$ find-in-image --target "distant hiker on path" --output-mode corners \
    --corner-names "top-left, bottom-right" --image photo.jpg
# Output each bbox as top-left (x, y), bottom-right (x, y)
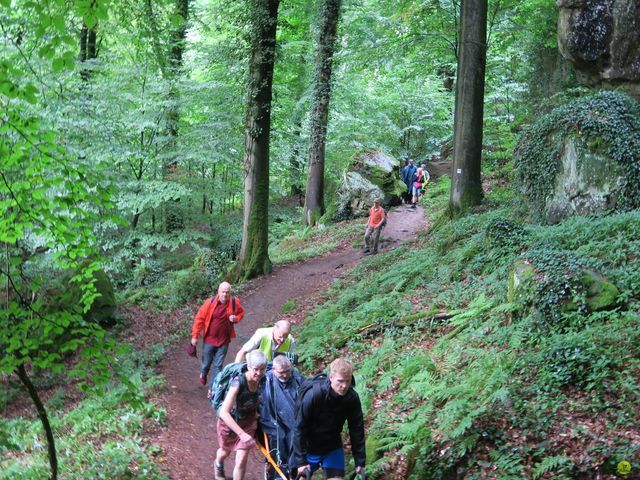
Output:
top-left (411, 165), bottom-right (430, 208)
top-left (234, 320), bottom-right (295, 364)
top-left (214, 350), bottom-right (267, 480)
top-left (401, 159), bottom-right (417, 204)
top-left (191, 281), bottom-right (245, 389)
top-left (364, 198), bottom-right (386, 255)
top-left (292, 358), bottom-right (366, 480)
top-left (259, 354), bottom-right (305, 480)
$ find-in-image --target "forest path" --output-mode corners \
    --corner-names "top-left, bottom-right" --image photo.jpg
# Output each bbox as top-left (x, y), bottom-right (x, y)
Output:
top-left (152, 203), bottom-right (427, 480)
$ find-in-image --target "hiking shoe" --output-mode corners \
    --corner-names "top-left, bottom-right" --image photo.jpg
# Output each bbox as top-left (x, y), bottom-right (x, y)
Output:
top-left (214, 462), bottom-right (225, 480)
top-left (199, 373), bottom-right (207, 386)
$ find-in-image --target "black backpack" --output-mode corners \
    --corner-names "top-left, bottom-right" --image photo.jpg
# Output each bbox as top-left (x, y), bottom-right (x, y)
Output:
top-left (295, 373), bottom-right (327, 416)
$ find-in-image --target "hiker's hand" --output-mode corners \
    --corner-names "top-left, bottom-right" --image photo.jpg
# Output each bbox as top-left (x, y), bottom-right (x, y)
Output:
top-left (207, 389), bottom-right (212, 399)
top-left (229, 315), bottom-right (237, 323)
top-left (356, 466), bottom-right (364, 474)
top-left (239, 432), bottom-right (254, 445)
top-left (190, 338), bottom-right (197, 346)
top-left (298, 465), bottom-right (310, 475)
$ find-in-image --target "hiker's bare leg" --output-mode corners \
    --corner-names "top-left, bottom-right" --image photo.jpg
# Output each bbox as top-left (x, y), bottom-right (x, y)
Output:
top-left (216, 447), bottom-right (230, 465)
top-left (233, 448), bottom-right (250, 480)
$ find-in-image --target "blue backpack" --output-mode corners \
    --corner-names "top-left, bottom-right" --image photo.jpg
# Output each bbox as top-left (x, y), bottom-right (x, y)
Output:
top-left (210, 362), bottom-right (246, 415)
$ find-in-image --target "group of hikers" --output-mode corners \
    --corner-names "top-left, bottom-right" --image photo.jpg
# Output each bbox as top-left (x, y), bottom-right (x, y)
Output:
top-left (401, 158), bottom-right (430, 208)
top-left (190, 281), bottom-right (366, 480)
top-left (362, 158), bottom-right (430, 256)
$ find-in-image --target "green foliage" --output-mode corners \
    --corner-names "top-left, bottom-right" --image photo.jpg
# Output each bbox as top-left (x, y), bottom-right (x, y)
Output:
top-left (485, 218), bottom-right (527, 248)
top-left (0, 84), bottom-right (118, 384)
top-left (280, 298), bottom-right (297, 314)
top-left (0, 351), bottom-right (168, 480)
top-left (270, 219), bottom-right (361, 264)
top-left (515, 91), bottom-right (640, 217)
top-left (296, 173), bottom-right (640, 478)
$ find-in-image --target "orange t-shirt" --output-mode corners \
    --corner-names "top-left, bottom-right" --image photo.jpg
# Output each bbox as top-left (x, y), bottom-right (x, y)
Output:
top-left (367, 206), bottom-right (385, 228)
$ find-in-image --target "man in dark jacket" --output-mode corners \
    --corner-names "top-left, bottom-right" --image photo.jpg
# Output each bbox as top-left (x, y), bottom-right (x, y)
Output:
top-left (259, 354), bottom-right (305, 479)
top-left (401, 159), bottom-right (417, 204)
top-left (293, 358), bottom-right (366, 479)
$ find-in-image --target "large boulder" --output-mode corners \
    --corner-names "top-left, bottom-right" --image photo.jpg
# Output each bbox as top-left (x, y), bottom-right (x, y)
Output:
top-left (515, 91), bottom-right (640, 223)
top-left (333, 150), bottom-right (406, 220)
top-left (334, 171), bottom-right (385, 220)
top-left (508, 260), bottom-right (619, 319)
top-left (557, 0), bottom-right (640, 95)
top-left (545, 134), bottom-right (625, 223)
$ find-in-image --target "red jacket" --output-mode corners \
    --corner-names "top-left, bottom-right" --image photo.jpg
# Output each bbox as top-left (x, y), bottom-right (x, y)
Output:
top-left (191, 295), bottom-right (245, 341)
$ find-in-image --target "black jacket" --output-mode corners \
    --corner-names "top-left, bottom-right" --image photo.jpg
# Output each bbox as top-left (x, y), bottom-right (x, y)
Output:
top-left (259, 369), bottom-right (305, 467)
top-left (292, 378), bottom-right (366, 468)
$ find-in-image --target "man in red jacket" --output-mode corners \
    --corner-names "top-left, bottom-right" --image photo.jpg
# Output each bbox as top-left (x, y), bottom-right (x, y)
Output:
top-left (191, 281), bottom-right (245, 390)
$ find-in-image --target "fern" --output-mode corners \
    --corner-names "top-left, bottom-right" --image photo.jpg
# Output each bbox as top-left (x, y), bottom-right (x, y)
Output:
top-left (532, 455), bottom-right (573, 479)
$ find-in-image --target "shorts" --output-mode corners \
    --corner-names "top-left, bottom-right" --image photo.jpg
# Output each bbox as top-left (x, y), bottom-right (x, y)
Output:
top-left (217, 415), bottom-right (258, 451)
top-left (307, 447), bottom-right (345, 477)
top-left (412, 185), bottom-right (422, 196)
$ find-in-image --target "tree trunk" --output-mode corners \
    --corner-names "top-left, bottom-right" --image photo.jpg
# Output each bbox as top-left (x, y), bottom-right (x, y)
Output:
top-left (303, 0), bottom-right (341, 226)
top-left (16, 364), bottom-right (57, 480)
top-left (449, 0), bottom-right (487, 214)
top-left (235, 0), bottom-right (280, 280)
top-left (289, 121), bottom-right (304, 200)
top-left (79, 23), bottom-right (98, 81)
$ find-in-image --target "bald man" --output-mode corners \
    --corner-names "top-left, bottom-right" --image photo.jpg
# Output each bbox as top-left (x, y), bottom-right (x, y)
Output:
top-left (234, 320), bottom-right (295, 364)
top-left (191, 281), bottom-right (245, 388)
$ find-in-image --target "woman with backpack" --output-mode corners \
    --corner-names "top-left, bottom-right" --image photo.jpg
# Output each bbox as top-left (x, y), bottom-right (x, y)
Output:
top-left (410, 165), bottom-right (430, 208)
top-left (214, 350), bottom-right (267, 480)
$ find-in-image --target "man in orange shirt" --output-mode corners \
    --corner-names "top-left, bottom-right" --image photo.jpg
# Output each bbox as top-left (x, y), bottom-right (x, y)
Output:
top-left (363, 198), bottom-right (386, 255)
top-left (191, 281), bottom-right (245, 390)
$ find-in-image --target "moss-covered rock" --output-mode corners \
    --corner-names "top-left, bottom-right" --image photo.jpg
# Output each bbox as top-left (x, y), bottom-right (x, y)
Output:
top-left (515, 91), bottom-right (640, 224)
top-left (507, 260), bottom-right (536, 306)
top-left (509, 258), bottom-right (619, 320)
top-left (333, 150), bottom-right (405, 220)
top-left (582, 270), bottom-right (620, 311)
top-left (46, 267), bottom-right (117, 327)
top-left (334, 171), bottom-right (385, 220)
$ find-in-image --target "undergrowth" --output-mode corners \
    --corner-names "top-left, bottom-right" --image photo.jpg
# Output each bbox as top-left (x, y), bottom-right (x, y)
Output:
top-left (297, 175), bottom-right (640, 479)
top-left (0, 343), bottom-right (170, 479)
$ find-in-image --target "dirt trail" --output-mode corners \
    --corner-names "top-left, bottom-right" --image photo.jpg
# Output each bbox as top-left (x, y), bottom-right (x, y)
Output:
top-left (152, 204), bottom-right (427, 479)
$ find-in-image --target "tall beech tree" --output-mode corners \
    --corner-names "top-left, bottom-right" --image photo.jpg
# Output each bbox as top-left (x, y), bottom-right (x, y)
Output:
top-left (450, 0), bottom-right (487, 213)
top-left (235, 0), bottom-right (281, 279)
top-left (303, 0), bottom-right (341, 226)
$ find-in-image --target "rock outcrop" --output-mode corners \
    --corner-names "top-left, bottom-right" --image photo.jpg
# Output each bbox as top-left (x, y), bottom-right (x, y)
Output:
top-left (557, 0), bottom-right (640, 94)
top-left (515, 91), bottom-right (640, 223)
top-left (332, 150), bottom-right (406, 220)
top-left (545, 134), bottom-right (625, 223)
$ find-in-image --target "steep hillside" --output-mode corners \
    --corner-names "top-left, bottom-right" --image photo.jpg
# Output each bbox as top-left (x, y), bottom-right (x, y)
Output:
top-left (296, 177), bottom-right (640, 479)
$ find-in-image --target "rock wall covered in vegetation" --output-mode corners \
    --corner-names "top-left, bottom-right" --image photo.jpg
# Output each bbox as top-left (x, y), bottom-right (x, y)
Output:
top-left (515, 91), bottom-right (640, 223)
